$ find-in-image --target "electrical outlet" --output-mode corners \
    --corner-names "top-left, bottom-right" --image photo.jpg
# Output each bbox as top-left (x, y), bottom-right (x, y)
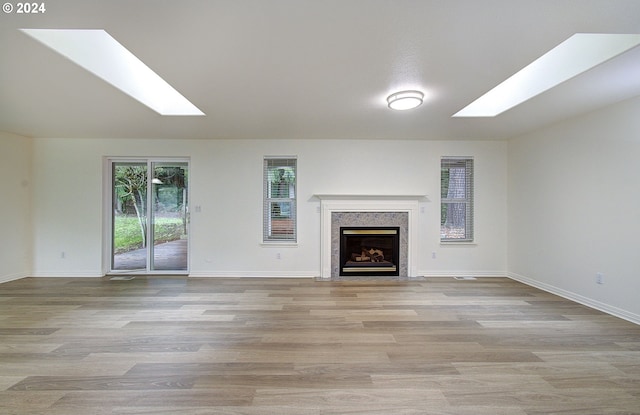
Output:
top-left (431, 251), bottom-right (436, 259)
top-left (60, 251), bottom-right (66, 259)
top-left (596, 272), bottom-right (604, 285)
top-left (276, 252), bottom-right (282, 260)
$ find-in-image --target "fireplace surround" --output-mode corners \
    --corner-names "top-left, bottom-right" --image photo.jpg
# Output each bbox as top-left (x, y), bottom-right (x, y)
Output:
top-left (316, 195), bottom-right (425, 279)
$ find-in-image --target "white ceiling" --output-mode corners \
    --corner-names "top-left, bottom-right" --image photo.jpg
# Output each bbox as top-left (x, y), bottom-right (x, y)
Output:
top-left (2, 0), bottom-right (640, 140)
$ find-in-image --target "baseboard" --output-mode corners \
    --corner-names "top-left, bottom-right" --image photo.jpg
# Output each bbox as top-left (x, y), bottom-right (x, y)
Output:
top-left (419, 270), bottom-right (507, 278)
top-left (188, 271), bottom-right (317, 278)
top-left (30, 271), bottom-right (104, 278)
top-left (508, 272), bottom-right (640, 326)
top-left (0, 272), bottom-right (28, 284)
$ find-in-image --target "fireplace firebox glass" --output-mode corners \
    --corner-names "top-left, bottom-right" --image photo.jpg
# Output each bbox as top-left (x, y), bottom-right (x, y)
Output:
top-left (339, 227), bottom-right (400, 276)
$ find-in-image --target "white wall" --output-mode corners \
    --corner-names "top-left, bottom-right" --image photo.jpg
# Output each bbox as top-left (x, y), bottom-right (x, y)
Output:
top-left (30, 138), bottom-right (507, 278)
top-left (0, 132), bottom-right (32, 282)
top-left (508, 96), bottom-right (640, 323)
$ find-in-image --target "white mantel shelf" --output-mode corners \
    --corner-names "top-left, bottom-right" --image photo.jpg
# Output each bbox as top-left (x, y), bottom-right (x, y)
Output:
top-left (314, 194), bottom-right (428, 201)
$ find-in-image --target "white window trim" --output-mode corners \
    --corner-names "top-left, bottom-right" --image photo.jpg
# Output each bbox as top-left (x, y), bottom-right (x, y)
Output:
top-left (263, 156), bottom-right (297, 243)
top-left (440, 156), bottom-right (474, 243)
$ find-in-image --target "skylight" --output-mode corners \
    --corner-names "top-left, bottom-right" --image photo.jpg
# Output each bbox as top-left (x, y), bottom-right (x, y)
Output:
top-left (453, 33), bottom-right (640, 117)
top-left (20, 29), bottom-right (205, 116)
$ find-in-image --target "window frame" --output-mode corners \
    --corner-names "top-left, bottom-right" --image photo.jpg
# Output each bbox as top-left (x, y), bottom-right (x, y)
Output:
top-left (263, 156), bottom-right (297, 243)
top-left (440, 157), bottom-right (474, 243)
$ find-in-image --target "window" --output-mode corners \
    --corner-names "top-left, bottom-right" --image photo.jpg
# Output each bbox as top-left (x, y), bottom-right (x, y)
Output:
top-left (263, 157), bottom-right (297, 242)
top-left (441, 157), bottom-right (474, 242)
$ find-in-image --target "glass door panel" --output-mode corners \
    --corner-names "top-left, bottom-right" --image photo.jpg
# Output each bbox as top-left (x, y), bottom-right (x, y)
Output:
top-left (151, 162), bottom-right (188, 271)
top-left (112, 162), bottom-right (148, 271)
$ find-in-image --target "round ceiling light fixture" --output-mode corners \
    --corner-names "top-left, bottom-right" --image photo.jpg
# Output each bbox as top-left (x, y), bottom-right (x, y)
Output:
top-left (387, 90), bottom-right (424, 110)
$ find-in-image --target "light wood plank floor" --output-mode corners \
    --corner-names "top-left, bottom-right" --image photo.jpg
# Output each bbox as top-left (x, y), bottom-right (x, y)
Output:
top-left (0, 276), bottom-right (639, 414)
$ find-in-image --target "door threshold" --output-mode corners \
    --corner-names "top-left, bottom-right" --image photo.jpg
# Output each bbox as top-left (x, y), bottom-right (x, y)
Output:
top-left (106, 272), bottom-right (189, 278)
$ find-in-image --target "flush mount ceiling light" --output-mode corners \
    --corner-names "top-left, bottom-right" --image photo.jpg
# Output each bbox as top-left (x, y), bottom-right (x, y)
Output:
top-left (387, 90), bottom-right (424, 110)
top-left (453, 33), bottom-right (640, 117)
top-left (20, 28), bottom-right (205, 116)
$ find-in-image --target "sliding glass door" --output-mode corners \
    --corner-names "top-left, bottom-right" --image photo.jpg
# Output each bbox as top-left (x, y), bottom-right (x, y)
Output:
top-left (109, 159), bottom-right (189, 273)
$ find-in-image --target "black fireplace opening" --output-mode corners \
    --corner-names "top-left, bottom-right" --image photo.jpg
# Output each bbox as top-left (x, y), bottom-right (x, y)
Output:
top-left (339, 226), bottom-right (400, 276)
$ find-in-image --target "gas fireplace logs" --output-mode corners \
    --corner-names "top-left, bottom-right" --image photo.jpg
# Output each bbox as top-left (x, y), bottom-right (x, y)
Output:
top-left (352, 248), bottom-right (385, 262)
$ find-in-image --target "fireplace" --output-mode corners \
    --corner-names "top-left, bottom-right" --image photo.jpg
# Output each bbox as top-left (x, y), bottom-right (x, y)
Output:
top-left (340, 227), bottom-right (400, 276)
top-left (316, 194), bottom-right (424, 279)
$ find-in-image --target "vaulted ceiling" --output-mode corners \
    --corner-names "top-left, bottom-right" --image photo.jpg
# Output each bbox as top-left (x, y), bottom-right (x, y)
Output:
top-left (1, 0), bottom-right (640, 140)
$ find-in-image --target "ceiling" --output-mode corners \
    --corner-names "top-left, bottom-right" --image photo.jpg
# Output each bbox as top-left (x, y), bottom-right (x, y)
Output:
top-left (2, 0), bottom-right (640, 140)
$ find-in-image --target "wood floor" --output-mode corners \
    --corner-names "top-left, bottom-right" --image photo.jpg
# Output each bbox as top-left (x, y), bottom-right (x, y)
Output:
top-left (0, 276), bottom-right (639, 415)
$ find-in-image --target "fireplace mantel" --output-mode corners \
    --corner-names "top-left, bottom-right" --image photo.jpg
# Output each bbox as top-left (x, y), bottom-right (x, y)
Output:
top-left (314, 194), bottom-right (427, 201)
top-left (316, 194), bottom-right (425, 279)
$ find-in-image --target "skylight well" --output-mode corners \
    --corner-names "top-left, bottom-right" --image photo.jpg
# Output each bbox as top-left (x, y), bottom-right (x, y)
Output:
top-left (21, 29), bottom-right (205, 116)
top-left (453, 33), bottom-right (640, 117)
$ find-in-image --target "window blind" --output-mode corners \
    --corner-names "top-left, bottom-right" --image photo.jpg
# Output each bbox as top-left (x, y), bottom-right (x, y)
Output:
top-left (441, 157), bottom-right (474, 242)
top-left (263, 157), bottom-right (297, 242)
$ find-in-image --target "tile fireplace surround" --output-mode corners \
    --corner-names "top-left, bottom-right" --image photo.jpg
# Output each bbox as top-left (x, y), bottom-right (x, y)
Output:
top-left (316, 195), bottom-right (425, 279)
